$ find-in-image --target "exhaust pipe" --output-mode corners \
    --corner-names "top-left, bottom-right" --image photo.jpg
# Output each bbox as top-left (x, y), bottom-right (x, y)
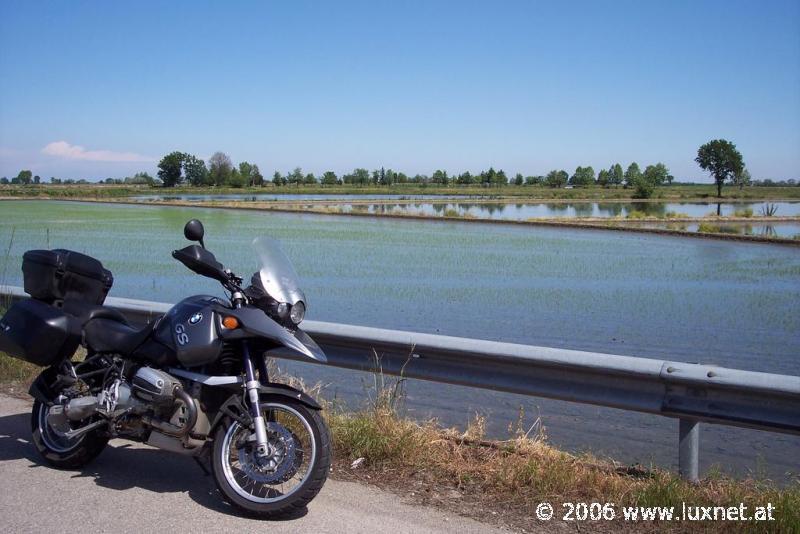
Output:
top-left (143, 388), bottom-right (198, 438)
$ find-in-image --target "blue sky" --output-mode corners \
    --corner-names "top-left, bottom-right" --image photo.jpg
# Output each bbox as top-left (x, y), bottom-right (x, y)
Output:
top-left (0, 0), bottom-right (798, 181)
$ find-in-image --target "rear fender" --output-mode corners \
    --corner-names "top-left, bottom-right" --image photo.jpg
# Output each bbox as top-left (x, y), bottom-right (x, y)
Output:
top-left (28, 367), bottom-right (62, 403)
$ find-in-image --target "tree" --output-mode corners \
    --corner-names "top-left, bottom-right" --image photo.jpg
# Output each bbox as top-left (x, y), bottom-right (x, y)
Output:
top-left (733, 167), bottom-right (751, 190)
top-left (16, 170), bottom-right (33, 185)
top-left (183, 155), bottom-right (208, 186)
top-left (0, 177), bottom-right (9, 184)
top-left (643, 163), bottom-right (669, 186)
top-left (157, 152), bottom-right (185, 187)
top-left (346, 168), bottom-right (370, 185)
top-left (227, 167), bottom-right (245, 188)
top-left (304, 172), bottom-right (317, 185)
top-left (514, 173), bottom-right (524, 186)
top-left (545, 169), bottom-right (568, 188)
top-left (288, 167), bottom-right (304, 185)
top-left (33, 175), bottom-right (41, 184)
top-left (273, 171), bottom-right (286, 186)
top-left (630, 163), bottom-right (670, 199)
top-left (695, 139), bottom-right (744, 198)
top-left (571, 166), bottom-right (595, 187)
top-left (381, 168), bottom-right (395, 185)
top-left (235, 161), bottom-right (263, 187)
top-left (432, 169), bottom-right (449, 185)
top-left (610, 163), bottom-right (623, 187)
top-left (208, 152), bottom-right (233, 186)
top-left (250, 164), bottom-right (264, 186)
top-left (456, 171), bottom-right (473, 185)
top-left (321, 171), bottom-right (338, 185)
top-left (597, 169), bottom-right (609, 187)
top-left (238, 161), bottom-right (253, 186)
top-left (623, 163), bottom-right (641, 189)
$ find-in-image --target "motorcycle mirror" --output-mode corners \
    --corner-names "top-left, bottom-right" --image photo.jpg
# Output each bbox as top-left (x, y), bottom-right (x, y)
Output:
top-left (184, 219), bottom-right (205, 248)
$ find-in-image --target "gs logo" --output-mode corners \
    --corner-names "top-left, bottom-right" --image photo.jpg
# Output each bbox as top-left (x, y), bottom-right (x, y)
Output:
top-left (175, 323), bottom-right (190, 346)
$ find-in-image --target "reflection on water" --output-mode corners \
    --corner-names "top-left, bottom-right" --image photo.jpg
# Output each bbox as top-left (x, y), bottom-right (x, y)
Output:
top-left (132, 195), bottom-right (800, 221)
top-left (330, 200), bottom-right (800, 220)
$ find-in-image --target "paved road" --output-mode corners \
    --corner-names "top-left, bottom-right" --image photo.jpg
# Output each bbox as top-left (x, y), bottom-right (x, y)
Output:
top-left (0, 394), bottom-right (502, 533)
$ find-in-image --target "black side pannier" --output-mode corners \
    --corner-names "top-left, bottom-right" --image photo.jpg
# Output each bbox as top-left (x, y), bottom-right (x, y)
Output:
top-left (22, 249), bottom-right (113, 305)
top-left (0, 299), bottom-right (81, 366)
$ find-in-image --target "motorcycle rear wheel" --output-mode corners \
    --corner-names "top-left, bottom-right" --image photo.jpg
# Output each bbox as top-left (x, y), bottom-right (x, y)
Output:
top-left (211, 396), bottom-right (330, 517)
top-left (30, 400), bottom-right (109, 469)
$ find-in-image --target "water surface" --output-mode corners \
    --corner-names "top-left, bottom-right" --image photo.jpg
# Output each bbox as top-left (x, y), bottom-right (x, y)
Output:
top-left (1, 200), bottom-right (798, 479)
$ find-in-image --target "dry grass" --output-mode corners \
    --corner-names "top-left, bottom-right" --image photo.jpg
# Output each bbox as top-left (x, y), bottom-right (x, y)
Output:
top-left (268, 357), bottom-right (800, 532)
top-left (0, 352), bottom-right (39, 386)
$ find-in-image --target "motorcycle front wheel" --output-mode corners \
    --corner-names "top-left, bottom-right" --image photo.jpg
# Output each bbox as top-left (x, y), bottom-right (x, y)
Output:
top-left (211, 396), bottom-right (330, 517)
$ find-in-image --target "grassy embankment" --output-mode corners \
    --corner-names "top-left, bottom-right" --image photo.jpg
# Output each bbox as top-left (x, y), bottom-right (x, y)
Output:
top-left (2, 183), bottom-right (800, 201)
top-left (0, 343), bottom-right (797, 532)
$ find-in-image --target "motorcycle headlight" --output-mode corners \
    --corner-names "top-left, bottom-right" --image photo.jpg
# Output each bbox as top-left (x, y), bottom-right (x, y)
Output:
top-left (276, 302), bottom-right (289, 319)
top-left (289, 301), bottom-right (305, 325)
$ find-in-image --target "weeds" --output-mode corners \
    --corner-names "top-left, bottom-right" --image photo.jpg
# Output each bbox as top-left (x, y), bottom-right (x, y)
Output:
top-left (760, 203), bottom-right (779, 217)
top-left (697, 222), bottom-right (740, 235)
top-left (733, 207), bottom-right (754, 218)
top-left (665, 211), bottom-right (690, 218)
top-left (626, 210), bottom-right (648, 219)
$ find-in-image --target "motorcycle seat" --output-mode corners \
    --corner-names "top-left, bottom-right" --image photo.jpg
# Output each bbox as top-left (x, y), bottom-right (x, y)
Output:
top-left (84, 317), bottom-right (154, 356)
top-left (63, 300), bottom-right (131, 327)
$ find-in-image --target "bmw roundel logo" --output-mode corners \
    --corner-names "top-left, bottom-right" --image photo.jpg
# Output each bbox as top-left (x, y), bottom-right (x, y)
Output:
top-left (189, 312), bottom-right (203, 325)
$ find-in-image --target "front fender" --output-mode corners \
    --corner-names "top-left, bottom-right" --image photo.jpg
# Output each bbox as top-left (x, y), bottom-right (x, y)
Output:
top-left (217, 306), bottom-right (326, 362)
top-left (209, 384), bottom-right (322, 433)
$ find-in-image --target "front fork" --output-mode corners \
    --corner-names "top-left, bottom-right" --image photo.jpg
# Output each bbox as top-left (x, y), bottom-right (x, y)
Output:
top-left (242, 341), bottom-right (271, 457)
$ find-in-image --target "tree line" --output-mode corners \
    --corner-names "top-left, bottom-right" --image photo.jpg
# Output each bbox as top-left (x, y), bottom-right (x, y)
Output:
top-left (154, 151), bottom-right (677, 198)
top-left (2, 140), bottom-right (794, 197)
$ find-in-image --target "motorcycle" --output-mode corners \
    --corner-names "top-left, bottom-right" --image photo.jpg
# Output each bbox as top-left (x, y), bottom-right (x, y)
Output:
top-left (0, 219), bottom-right (330, 517)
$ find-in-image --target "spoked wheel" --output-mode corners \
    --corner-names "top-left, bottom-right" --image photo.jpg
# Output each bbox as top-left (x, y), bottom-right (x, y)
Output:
top-left (30, 400), bottom-right (108, 469)
top-left (211, 397), bottom-right (330, 517)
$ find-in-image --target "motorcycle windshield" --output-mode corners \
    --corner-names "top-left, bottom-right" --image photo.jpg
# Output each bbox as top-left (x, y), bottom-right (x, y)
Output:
top-left (252, 236), bottom-right (306, 305)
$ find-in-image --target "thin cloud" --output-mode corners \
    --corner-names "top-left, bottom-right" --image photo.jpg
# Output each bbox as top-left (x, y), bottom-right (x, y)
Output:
top-left (42, 141), bottom-right (154, 162)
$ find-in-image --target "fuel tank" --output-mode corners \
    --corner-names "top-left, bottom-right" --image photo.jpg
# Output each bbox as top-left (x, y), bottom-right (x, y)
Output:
top-left (154, 295), bottom-right (225, 367)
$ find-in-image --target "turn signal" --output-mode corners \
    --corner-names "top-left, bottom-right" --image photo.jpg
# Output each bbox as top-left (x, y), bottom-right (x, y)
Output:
top-left (222, 316), bottom-right (239, 329)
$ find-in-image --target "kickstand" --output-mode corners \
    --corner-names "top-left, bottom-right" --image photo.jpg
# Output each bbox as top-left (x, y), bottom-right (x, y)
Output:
top-left (193, 456), bottom-right (211, 476)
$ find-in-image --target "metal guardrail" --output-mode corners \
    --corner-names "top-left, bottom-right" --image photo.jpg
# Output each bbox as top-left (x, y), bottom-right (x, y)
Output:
top-left (3, 285), bottom-right (800, 482)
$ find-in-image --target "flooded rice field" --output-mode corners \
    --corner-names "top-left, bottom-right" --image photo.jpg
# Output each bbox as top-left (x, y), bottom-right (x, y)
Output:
top-left (1, 200), bottom-right (798, 479)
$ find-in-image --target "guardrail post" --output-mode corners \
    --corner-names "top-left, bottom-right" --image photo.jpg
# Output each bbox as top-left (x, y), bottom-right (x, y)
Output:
top-left (678, 418), bottom-right (700, 482)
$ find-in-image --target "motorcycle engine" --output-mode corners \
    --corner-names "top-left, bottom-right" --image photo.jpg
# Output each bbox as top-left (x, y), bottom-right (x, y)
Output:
top-left (132, 367), bottom-right (182, 404)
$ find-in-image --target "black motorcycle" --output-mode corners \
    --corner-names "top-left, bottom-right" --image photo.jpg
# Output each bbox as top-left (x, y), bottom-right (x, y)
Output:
top-left (0, 219), bottom-right (330, 517)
